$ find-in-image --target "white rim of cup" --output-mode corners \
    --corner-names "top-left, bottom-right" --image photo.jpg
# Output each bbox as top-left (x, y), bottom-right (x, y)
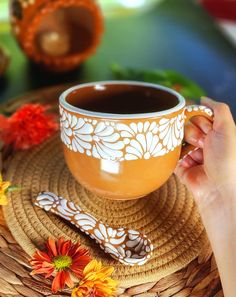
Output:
top-left (59, 81), bottom-right (186, 119)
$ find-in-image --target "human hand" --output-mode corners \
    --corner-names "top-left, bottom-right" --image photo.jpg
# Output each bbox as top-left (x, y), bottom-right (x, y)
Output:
top-left (175, 97), bottom-right (236, 214)
top-left (175, 98), bottom-right (236, 297)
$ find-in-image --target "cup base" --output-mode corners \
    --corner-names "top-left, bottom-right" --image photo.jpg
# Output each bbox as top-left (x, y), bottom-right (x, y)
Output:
top-left (101, 193), bottom-right (149, 201)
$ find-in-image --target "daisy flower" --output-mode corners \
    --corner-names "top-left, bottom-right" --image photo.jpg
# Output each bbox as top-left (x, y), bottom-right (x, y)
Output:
top-left (30, 238), bottom-right (91, 292)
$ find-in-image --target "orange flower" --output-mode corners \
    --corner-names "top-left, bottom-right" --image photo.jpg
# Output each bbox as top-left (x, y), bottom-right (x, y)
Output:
top-left (0, 173), bottom-right (20, 205)
top-left (72, 260), bottom-right (118, 297)
top-left (0, 103), bottom-right (58, 150)
top-left (30, 238), bottom-right (91, 293)
top-left (0, 174), bottom-right (11, 205)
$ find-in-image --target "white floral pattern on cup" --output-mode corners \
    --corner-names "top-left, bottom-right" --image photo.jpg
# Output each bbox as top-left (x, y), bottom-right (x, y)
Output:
top-left (60, 108), bottom-right (93, 153)
top-left (91, 122), bottom-right (125, 160)
top-left (60, 106), bottom-right (185, 161)
top-left (186, 105), bottom-right (213, 117)
top-left (159, 115), bottom-right (184, 150)
top-left (117, 114), bottom-right (185, 161)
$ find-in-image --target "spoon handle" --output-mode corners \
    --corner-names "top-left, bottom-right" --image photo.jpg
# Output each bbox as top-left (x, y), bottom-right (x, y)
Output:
top-left (34, 192), bottom-right (129, 261)
top-left (34, 192), bottom-right (153, 266)
top-left (35, 192), bottom-right (106, 243)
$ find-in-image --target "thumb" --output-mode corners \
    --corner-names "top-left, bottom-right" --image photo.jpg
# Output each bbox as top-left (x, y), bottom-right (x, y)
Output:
top-left (201, 97), bottom-right (235, 135)
top-left (175, 164), bottom-right (210, 201)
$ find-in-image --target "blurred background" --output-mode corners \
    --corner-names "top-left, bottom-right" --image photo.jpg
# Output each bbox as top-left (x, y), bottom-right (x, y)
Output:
top-left (0, 0), bottom-right (236, 116)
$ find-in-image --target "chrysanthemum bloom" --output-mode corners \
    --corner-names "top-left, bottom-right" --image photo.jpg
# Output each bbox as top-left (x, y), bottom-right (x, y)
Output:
top-left (72, 260), bottom-right (118, 297)
top-left (0, 103), bottom-right (58, 150)
top-left (30, 238), bottom-right (91, 293)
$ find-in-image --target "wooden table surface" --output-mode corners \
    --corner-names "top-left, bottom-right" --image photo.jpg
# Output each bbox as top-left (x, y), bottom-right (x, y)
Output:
top-left (0, 209), bottom-right (5, 225)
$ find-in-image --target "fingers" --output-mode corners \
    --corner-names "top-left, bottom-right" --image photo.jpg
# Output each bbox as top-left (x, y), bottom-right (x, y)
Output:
top-left (175, 148), bottom-right (203, 186)
top-left (179, 154), bottom-right (198, 168)
top-left (201, 97), bottom-right (235, 134)
top-left (174, 159), bottom-right (194, 186)
top-left (178, 148), bottom-right (203, 169)
top-left (184, 122), bottom-right (206, 148)
top-left (174, 163), bottom-right (187, 183)
top-left (190, 116), bottom-right (212, 134)
top-left (175, 163), bottom-right (209, 204)
top-left (190, 148), bottom-right (204, 163)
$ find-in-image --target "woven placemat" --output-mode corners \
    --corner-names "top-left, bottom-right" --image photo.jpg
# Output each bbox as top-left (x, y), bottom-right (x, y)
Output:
top-left (3, 132), bottom-right (209, 288)
top-left (0, 84), bottom-right (223, 296)
top-left (0, 221), bottom-right (222, 297)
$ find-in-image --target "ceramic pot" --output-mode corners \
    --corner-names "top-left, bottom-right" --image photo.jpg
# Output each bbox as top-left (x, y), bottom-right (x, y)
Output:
top-left (0, 46), bottom-right (10, 76)
top-left (10, 0), bottom-right (104, 72)
top-left (59, 81), bottom-right (214, 200)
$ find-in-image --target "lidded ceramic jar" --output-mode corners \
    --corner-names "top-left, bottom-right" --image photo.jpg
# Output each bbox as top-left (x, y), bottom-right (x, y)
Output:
top-left (10, 0), bottom-right (104, 72)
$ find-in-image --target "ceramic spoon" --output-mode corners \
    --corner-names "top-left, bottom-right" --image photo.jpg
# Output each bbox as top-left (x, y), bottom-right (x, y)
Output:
top-left (34, 192), bottom-right (153, 266)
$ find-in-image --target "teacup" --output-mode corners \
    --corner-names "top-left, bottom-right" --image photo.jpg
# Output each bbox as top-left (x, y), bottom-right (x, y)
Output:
top-left (59, 81), bottom-right (213, 200)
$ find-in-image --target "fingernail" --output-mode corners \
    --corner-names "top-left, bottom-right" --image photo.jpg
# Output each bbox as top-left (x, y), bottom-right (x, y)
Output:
top-left (198, 137), bottom-right (205, 147)
top-left (178, 158), bottom-right (185, 164)
top-left (205, 123), bottom-right (213, 133)
top-left (188, 136), bottom-right (199, 146)
top-left (179, 159), bottom-right (189, 168)
top-left (178, 154), bottom-right (189, 166)
top-left (201, 96), bottom-right (213, 102)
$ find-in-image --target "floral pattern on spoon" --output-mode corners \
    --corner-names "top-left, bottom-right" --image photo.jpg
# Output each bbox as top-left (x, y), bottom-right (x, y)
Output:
top-left (34, 192), bottom-right (153, 266)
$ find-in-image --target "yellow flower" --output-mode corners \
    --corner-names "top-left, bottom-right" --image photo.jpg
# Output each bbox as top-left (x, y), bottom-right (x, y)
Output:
top-left (0, 174), bottom-right (11, 205)
top-left (71, 260), bottom-right (118, 297)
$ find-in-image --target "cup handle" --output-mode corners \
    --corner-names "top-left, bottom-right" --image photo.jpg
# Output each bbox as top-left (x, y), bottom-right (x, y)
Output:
top-left (181, 105), bottom-right (214, 159)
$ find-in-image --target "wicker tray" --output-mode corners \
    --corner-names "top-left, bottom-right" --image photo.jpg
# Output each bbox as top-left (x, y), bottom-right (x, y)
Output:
top-left (0, 85), bottom-right (223, 297)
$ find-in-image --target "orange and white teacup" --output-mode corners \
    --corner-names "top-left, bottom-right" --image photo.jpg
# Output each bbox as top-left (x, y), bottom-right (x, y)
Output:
top-left (59, 81), bottom-right (213, 200)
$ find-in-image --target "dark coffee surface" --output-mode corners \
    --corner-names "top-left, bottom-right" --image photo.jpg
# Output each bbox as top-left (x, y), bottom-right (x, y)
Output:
top-left (67, 85), bottom-right (179, 114)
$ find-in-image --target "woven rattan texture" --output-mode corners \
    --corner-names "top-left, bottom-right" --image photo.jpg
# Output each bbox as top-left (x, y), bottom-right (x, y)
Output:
top-left (3, 133), bottom-right (209, 288)
top-left (0, 220), bottom-right (222, 297)
top-left (0, 86), bottom-right (223, 297)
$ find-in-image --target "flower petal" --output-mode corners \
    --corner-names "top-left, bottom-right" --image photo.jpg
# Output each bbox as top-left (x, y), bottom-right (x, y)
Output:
top-left (47, 238), bottom-right (58, 257)
top-left (52, 271), bottom-right (63, 292)
top-left (31, 250), bottom-right (52, 262)
top-left (0, 193), bottom-right (8, 205)
top-left (62, 270), bottom-right (74, 288)
top-left (83, 260), bottom-right (101, 276)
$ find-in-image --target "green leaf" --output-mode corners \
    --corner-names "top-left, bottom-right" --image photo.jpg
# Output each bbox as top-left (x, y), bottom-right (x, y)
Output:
top-left (142, 70), bottom-right (166, 83)
top-left (164, 70), bottom-right (206, 98)
top-left (111, 64), bottom-right (143, 80)
top-left (111, 64), bottom-right (206, 101)
top-left (5, 185), bottom-right (21, 193)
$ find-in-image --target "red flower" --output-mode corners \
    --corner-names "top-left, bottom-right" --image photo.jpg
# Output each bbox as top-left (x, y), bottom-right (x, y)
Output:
top-left (0, 103), bottom-right (58, 150)
top-left (30, 238), bottom-right (91, 293)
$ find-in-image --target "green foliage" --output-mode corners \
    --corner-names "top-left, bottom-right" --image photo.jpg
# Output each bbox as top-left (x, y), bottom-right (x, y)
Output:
top-left (5, 185), bottom-right (21, 193)
top-left (111, 64), bottom-right (206, 101)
